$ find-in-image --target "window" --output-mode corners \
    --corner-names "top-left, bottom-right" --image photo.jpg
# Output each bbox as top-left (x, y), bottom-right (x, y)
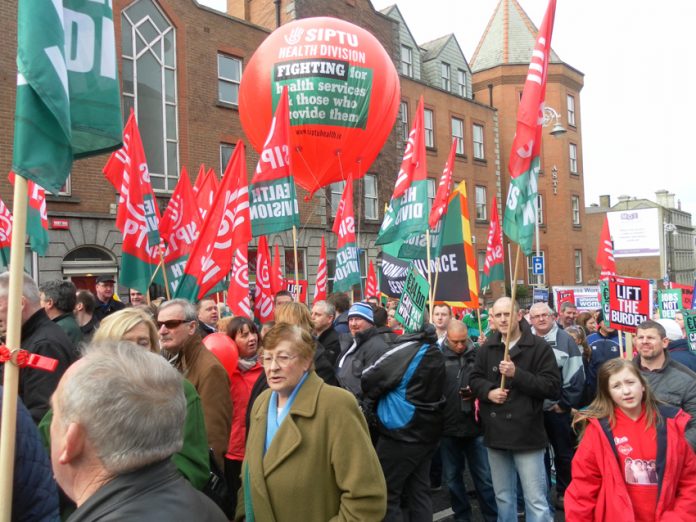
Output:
top-left (426, 178), bottom-right (436, 207)
top-left (527, 251), bottom-right (546, 286)
top-left (401, 45), bottom-right (413, 77)
top-left (475, 186), bottom-right (487, 221)
top-left (46, 176), bottom-right (72, 197)
top-left (122, 0), bottom-right (179, 191)
top-left (477, 250), bottom-right (486, 285)
top-left (451, 117), bottom-right (464, 155)
top-left (457, 69), bottom-right (467, 97)
top-left (424, 109), bottom-right (435, 148)
top-left (284, 248), bottom-right (307, 280)
top-left (330, 181), bottom-right (345, 217)
top-left (571, 195), bottom-right (581, 225)
top-left (441, 62), bottom-right (451, 91)
top-left (569, 143), bottom-right (578, 174)
top-left (400, 101), bottom-right (409, 142)
top-left (218, 54), bottom-right (242, 106)
top-left (574, 250), bottom-right (583, 283)
top-left (220, 143), bottom-right (235, 174)
top-left (567, 95), bottom-right (576, 126)
top-left (473, 124), bottom-right (485, 159)
top-left (364, 174), bottom-right (378, 220)
top-left (537, 194), bottom-right (544, 225)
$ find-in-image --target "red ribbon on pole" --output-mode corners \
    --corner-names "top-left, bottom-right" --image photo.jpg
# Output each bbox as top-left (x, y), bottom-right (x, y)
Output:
top-left (0, 345), bottom-right (58, 372)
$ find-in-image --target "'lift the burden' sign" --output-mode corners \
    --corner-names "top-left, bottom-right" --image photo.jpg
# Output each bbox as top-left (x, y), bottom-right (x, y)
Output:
top-left (608, 276), bottom-right (652, 333)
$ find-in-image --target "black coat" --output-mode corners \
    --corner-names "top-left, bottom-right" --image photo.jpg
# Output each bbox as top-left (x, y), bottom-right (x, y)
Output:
top-left (442, 340), bottom-right (481, 438)
top-left (317, 326), bottom-right (341, 367)
top-left (469, 323), bottom-right (561, 451)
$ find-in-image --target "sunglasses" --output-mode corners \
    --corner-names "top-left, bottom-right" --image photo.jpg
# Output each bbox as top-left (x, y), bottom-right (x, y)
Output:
top-left (157, 319), bottom-right (191, 330)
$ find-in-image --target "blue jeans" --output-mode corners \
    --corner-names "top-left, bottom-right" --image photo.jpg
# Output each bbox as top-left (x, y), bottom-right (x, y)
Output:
top-left (487, 448), bottom-right (552, 522)
top-left (441, 436), bottom-right (497, 522)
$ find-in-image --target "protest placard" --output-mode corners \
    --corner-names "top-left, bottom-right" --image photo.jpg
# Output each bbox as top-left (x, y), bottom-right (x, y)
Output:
top-left (608, 276), bottom-right (652, 333)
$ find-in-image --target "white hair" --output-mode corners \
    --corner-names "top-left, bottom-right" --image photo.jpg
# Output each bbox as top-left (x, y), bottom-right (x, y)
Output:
top-left (56, 341), bottom-right (186, 474)
top-left (158, 298), bottom-right (197, 321)
top-left (0, 272), bottom-right (41, 305)
top-left (313, 300), bottom-right (335, 317)
top-left (530, 302), bottom-right (553, 314)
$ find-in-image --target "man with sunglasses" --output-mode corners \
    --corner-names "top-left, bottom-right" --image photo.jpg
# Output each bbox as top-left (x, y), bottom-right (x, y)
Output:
top-left (158, 299), bottom-right (231, 468)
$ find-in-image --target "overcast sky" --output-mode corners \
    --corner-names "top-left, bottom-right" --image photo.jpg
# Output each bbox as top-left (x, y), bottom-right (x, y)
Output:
top-left (201, 0), bottom-right (696, 220)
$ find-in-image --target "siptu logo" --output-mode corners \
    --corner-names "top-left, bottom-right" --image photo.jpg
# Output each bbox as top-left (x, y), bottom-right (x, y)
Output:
top-left (284, 27), bottom-right (304, 45)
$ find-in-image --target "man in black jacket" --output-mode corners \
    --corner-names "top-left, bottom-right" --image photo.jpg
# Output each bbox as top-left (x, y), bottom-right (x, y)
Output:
top-left (362, 325), bottom-right (445, 522)
top-left (470, 297), bottom-right (560, 522)
top-left (311, 299), bottom-right (342, 366)
top-left (0, 272), bottom-right (75, 423)
top-left (93, 275), bottom-right (125, 320)
top-left (441, 320), bottom-right (497, 522)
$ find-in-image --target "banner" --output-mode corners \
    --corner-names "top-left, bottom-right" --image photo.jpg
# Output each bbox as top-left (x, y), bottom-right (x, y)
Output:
top-left (313, 235), bottom-right (328, 303)
top-left (395, 264), bottom-right (429, 334)
top-left (683, 309), bottom-right (696, 352)
top-left (254, 236), bottom-right (274, 322)
top-left (379, 243), bottom-right (409, 298)
top-left (670, 282), bottom-right (694, 310)
top-left (596, 215), bottom-right (616, 279)
top-left (608, 276), bottom-right (652, 333)
top-left (481, 196), bottom-right (504, 292)
top-left (331, 176), bottom-right (361, 292)
top-left (13, 0), bottom-right (123, 194)
top-left (607, 208), bottom-right (660, 258)
top-left (227, 245), bottom-right (252, 318)
top-left (503, 0), bottom-right (556, 255)
top-left (194, 166), bottom-right (217, 221)
top-left (533, 287), bottom-right (549, 303)
top-left (250, 87), bottom-right (300, 236)
top-left (270, 244), bottom-right (285, 295)
top-left (552, 286), bottom-right (600, 312)
top-left (600, 280), bottom-right (610, 319)
top-left (285, 279), bottom-right (308, 305)
top-left (658, 289), bottom-right (682, 319)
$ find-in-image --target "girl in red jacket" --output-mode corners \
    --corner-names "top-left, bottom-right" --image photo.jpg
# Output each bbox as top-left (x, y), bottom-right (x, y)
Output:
top-left (565, 358), bottom-right (696, 521)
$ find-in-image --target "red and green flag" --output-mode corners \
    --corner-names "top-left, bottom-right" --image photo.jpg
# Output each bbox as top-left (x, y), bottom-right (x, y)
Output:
top-left (227, 245), bottom-right (252, 318)
top-left (250, 87), bottom-right (300, 237)
top-left (12, 0), bottom-right (123, 194)
top-left (9, 173), bottom-right (49, 257)
top-left (481, 197), bottom-right (505, 292)
top-left (194, 166), bottom-right (218, 221)
top-left (174, 141), bottom-right (251, 302)
top-left (332, 176), bottom-right (361, 292)
top-left (160, 167), bottom-right (201, 296)
top-left (254, 236), bottom-right (274, 323)
top-left (313, 235), bottom-right (328, 303)
top-left (376, 96), bottom-right (429, 246)
top-left (503, 0), bottom-right (556, 255)
top-left (0, 197), bottom-right (12, 266)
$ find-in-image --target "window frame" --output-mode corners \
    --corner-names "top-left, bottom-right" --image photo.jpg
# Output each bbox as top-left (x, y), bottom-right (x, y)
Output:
top-left (574, 250), bottom-right (583, 284)
top-left (457, 68), bottom-right (467, 97)
top-left (441, 62), bottom-right (451, 91)
top-left (451, 117), bottom-right (465, 155)
top-left (217, 53), bottom-right (243, 106)
top-left (363, 174), bottom-right (378, 221)
top-left (220, 143), bottom-right (235, 174)
top-left (401, 45), bottom-right (413, 77)
top-left (475, 185), bottom-right (488, 221)
top-left (424, 108), bottom-right (435, 149)
top-left (569, 143), bottom-right (578, 174)
top-left (400, 101), bottom-right (409, 143)
top-left (567, 94), bottom-right (576, 127)
top-left (571, 195), bottom-right (581, 226)
top-left (472, 123), bottom-right (485, 160)
top-left (426, 178), bottom-right (436, 208)
top-left (330, 181), bottom-right (346, 217)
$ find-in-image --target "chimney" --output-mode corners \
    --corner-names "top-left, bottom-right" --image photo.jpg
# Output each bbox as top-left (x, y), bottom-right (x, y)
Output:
top-left (655, 190), bottom-right (669, 208)
top-left (617, 195), bottom-right (630, 203)
top-left (599, 194), bottom-right (611, 208)
top-left (678, 199), bottom-right (682, 210)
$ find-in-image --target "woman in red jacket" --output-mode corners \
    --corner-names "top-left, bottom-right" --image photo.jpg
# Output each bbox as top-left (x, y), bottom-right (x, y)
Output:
top-left (565, 358), bottom-right (696, 521)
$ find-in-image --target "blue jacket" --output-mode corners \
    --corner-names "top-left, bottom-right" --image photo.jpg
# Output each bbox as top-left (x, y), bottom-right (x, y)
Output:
top-left (586, 330), bottom-right (622, 402)
top-left (361, 326), bottom-right (445, 443)
top-left (667, 338), bottom-right (696, 372)
top-left (0, 386), bottom-right (59, 521)
top-left (533, 325), bottom-right (585, 410)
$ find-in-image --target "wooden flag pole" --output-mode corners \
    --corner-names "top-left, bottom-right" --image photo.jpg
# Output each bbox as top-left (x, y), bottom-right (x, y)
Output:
top-left (292, 225), bottom-right (300, 301)
top-left (618, 327), bottom-right (625, 359)
top-left (426, 230), bottom-right (434, 322)
top-left (0, 176), bottom-right (30, 522)
top-left (500, 244), bottom-right (521, 389)
top-left (159, 248), bottom-right (171, 301)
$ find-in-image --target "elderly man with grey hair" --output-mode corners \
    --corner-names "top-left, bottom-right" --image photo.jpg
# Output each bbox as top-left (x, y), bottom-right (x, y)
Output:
top-left (50, 341), bottom-right (226, 520)
top-left (157, 298), bottom-right (231, 468)
top-left (0, 272), bottom-right (75, 423)
top-left (311, 299), bottom-right (341, 365)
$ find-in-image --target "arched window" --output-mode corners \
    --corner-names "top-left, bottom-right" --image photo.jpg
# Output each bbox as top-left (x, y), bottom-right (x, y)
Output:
top-left (121, 0), bottom-right (178, 191)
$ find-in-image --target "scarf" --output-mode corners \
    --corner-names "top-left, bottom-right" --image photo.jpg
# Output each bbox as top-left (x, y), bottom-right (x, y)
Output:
top-left (238, 355), bottom-right (258, 372)
top-left (264, 371), bottom-right (310, 454)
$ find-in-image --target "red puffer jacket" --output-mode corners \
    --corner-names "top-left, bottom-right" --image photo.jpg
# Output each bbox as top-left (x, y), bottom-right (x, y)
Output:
top-left (565, 406), bottom-right (696, 521)
top-left (226, 362), bottom-right (264, 461)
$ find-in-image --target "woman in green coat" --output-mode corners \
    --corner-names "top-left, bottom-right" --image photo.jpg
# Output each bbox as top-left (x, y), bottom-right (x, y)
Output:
top-left (236, 323), bottom-right (386, 522)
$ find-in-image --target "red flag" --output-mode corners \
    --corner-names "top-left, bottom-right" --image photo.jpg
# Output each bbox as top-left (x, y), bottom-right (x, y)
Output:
top-left (596, 216), bottom-right (616, 280)
top-left (194, 166), bottom-right (218, 221)
top-left (227, 245), bottom-right (252, 318)
top-left (192, 164), bottom-right (207, 195)
top-left (254, 235), bottom-right (274, 322)
top-left (314, 235), bottom-right (328, 303)
top-left (481, 197), bottom-right (505, 291)
top-left (270, 243), bottom-right (284, 295)
top-left (365, 260), bottom-right (378, 299)
top-left (332, 175), bottom-right (356, 247)
top-left (429, 139), bottom-right (456, 228)
top-left (251, 86), bottom-right (292, 184)
top-left (174, 141), bottom-right (251, 301)
top-left (160, 167), bottom-right (201, 262)
top-left (392, 96), bottom-right (427, 200)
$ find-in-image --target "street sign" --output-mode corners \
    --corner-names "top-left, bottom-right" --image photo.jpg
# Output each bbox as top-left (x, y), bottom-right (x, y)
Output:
top-left (532, 255), bottom-right (544, 275)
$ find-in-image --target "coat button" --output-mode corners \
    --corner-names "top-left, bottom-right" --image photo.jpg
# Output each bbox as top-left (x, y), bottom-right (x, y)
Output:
top-left (505, 413), bottom-right (512, 419)
top-left (490, 412), bottom-right (496, 418)
top-left (492, 366), bottom-right (498, 373)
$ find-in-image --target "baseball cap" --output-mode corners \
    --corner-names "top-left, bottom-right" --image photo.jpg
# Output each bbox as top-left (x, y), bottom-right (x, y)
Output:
top-left (96, 275), bottom-right (116, 284)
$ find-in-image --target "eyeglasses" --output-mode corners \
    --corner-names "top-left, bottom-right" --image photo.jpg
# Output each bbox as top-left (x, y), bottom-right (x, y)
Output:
top-left (530, 313), bottom-right (551, 320)
top-left (157, 319), bottom-right (190, 330)
top-left (261, 353), bottom-right (298, 368)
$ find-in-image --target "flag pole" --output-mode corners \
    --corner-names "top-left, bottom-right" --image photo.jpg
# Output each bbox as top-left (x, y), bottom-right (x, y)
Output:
top-left (618, 327), bottom-right (625, 359)
top-left (292, 225), bottom-right (300, 301)
top-left (426, 229), bottom-right (433, 321)
top-left (0, 176), bottom-right (30, 522)
top-left (500, 244), bottom-right (521, 389)
top-left (159, 248), bottom-right (171, 300)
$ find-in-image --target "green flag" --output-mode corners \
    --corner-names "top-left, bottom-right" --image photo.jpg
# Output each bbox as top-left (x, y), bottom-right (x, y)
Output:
top-left (332, 177), bottom-right (361, 292)
top-left (376, 179), bottom-right (430, 246)
top-left (395, 264), bottom-right (429, 333)
top-left (13, 0), bottom-right (122, 193)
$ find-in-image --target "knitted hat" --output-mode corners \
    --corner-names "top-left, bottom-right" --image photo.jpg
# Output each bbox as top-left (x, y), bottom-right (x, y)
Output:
top-left (347, 302), bottom-right (374, 324)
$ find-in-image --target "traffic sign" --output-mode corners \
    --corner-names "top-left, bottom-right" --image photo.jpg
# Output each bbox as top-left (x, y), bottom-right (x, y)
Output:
top-left (532, 255), bottom-right (544, 275)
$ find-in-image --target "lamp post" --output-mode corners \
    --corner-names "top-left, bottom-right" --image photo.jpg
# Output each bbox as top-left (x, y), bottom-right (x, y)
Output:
top-left (663, 222), bottom-right (677, 285)
top-left (533, 107), bottom-right (567, 287)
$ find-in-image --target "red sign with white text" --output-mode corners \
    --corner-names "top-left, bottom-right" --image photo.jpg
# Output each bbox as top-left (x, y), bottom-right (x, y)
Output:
top-left (285, 279), bottom-right (308, 304)
top-left (609, 276), bottom-right (652, 333)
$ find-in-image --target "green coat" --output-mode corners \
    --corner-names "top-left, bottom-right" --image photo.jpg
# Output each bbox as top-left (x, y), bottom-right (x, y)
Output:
top-left (236, 372), bottom-right (386, 522)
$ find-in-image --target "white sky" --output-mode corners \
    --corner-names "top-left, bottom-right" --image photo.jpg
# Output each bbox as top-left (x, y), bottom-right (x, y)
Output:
top-left (201, 0), bottom-right (696, 219)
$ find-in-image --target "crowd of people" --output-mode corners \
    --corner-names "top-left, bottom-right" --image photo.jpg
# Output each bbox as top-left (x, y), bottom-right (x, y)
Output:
top-left (1, 273), bottom-right (695, 522)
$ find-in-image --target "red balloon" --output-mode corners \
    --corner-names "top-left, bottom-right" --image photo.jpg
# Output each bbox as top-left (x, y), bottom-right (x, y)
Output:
top-left (203, 333), bottom-right (239, 380)
top-left (239, 17), bottom-right (400, 196)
